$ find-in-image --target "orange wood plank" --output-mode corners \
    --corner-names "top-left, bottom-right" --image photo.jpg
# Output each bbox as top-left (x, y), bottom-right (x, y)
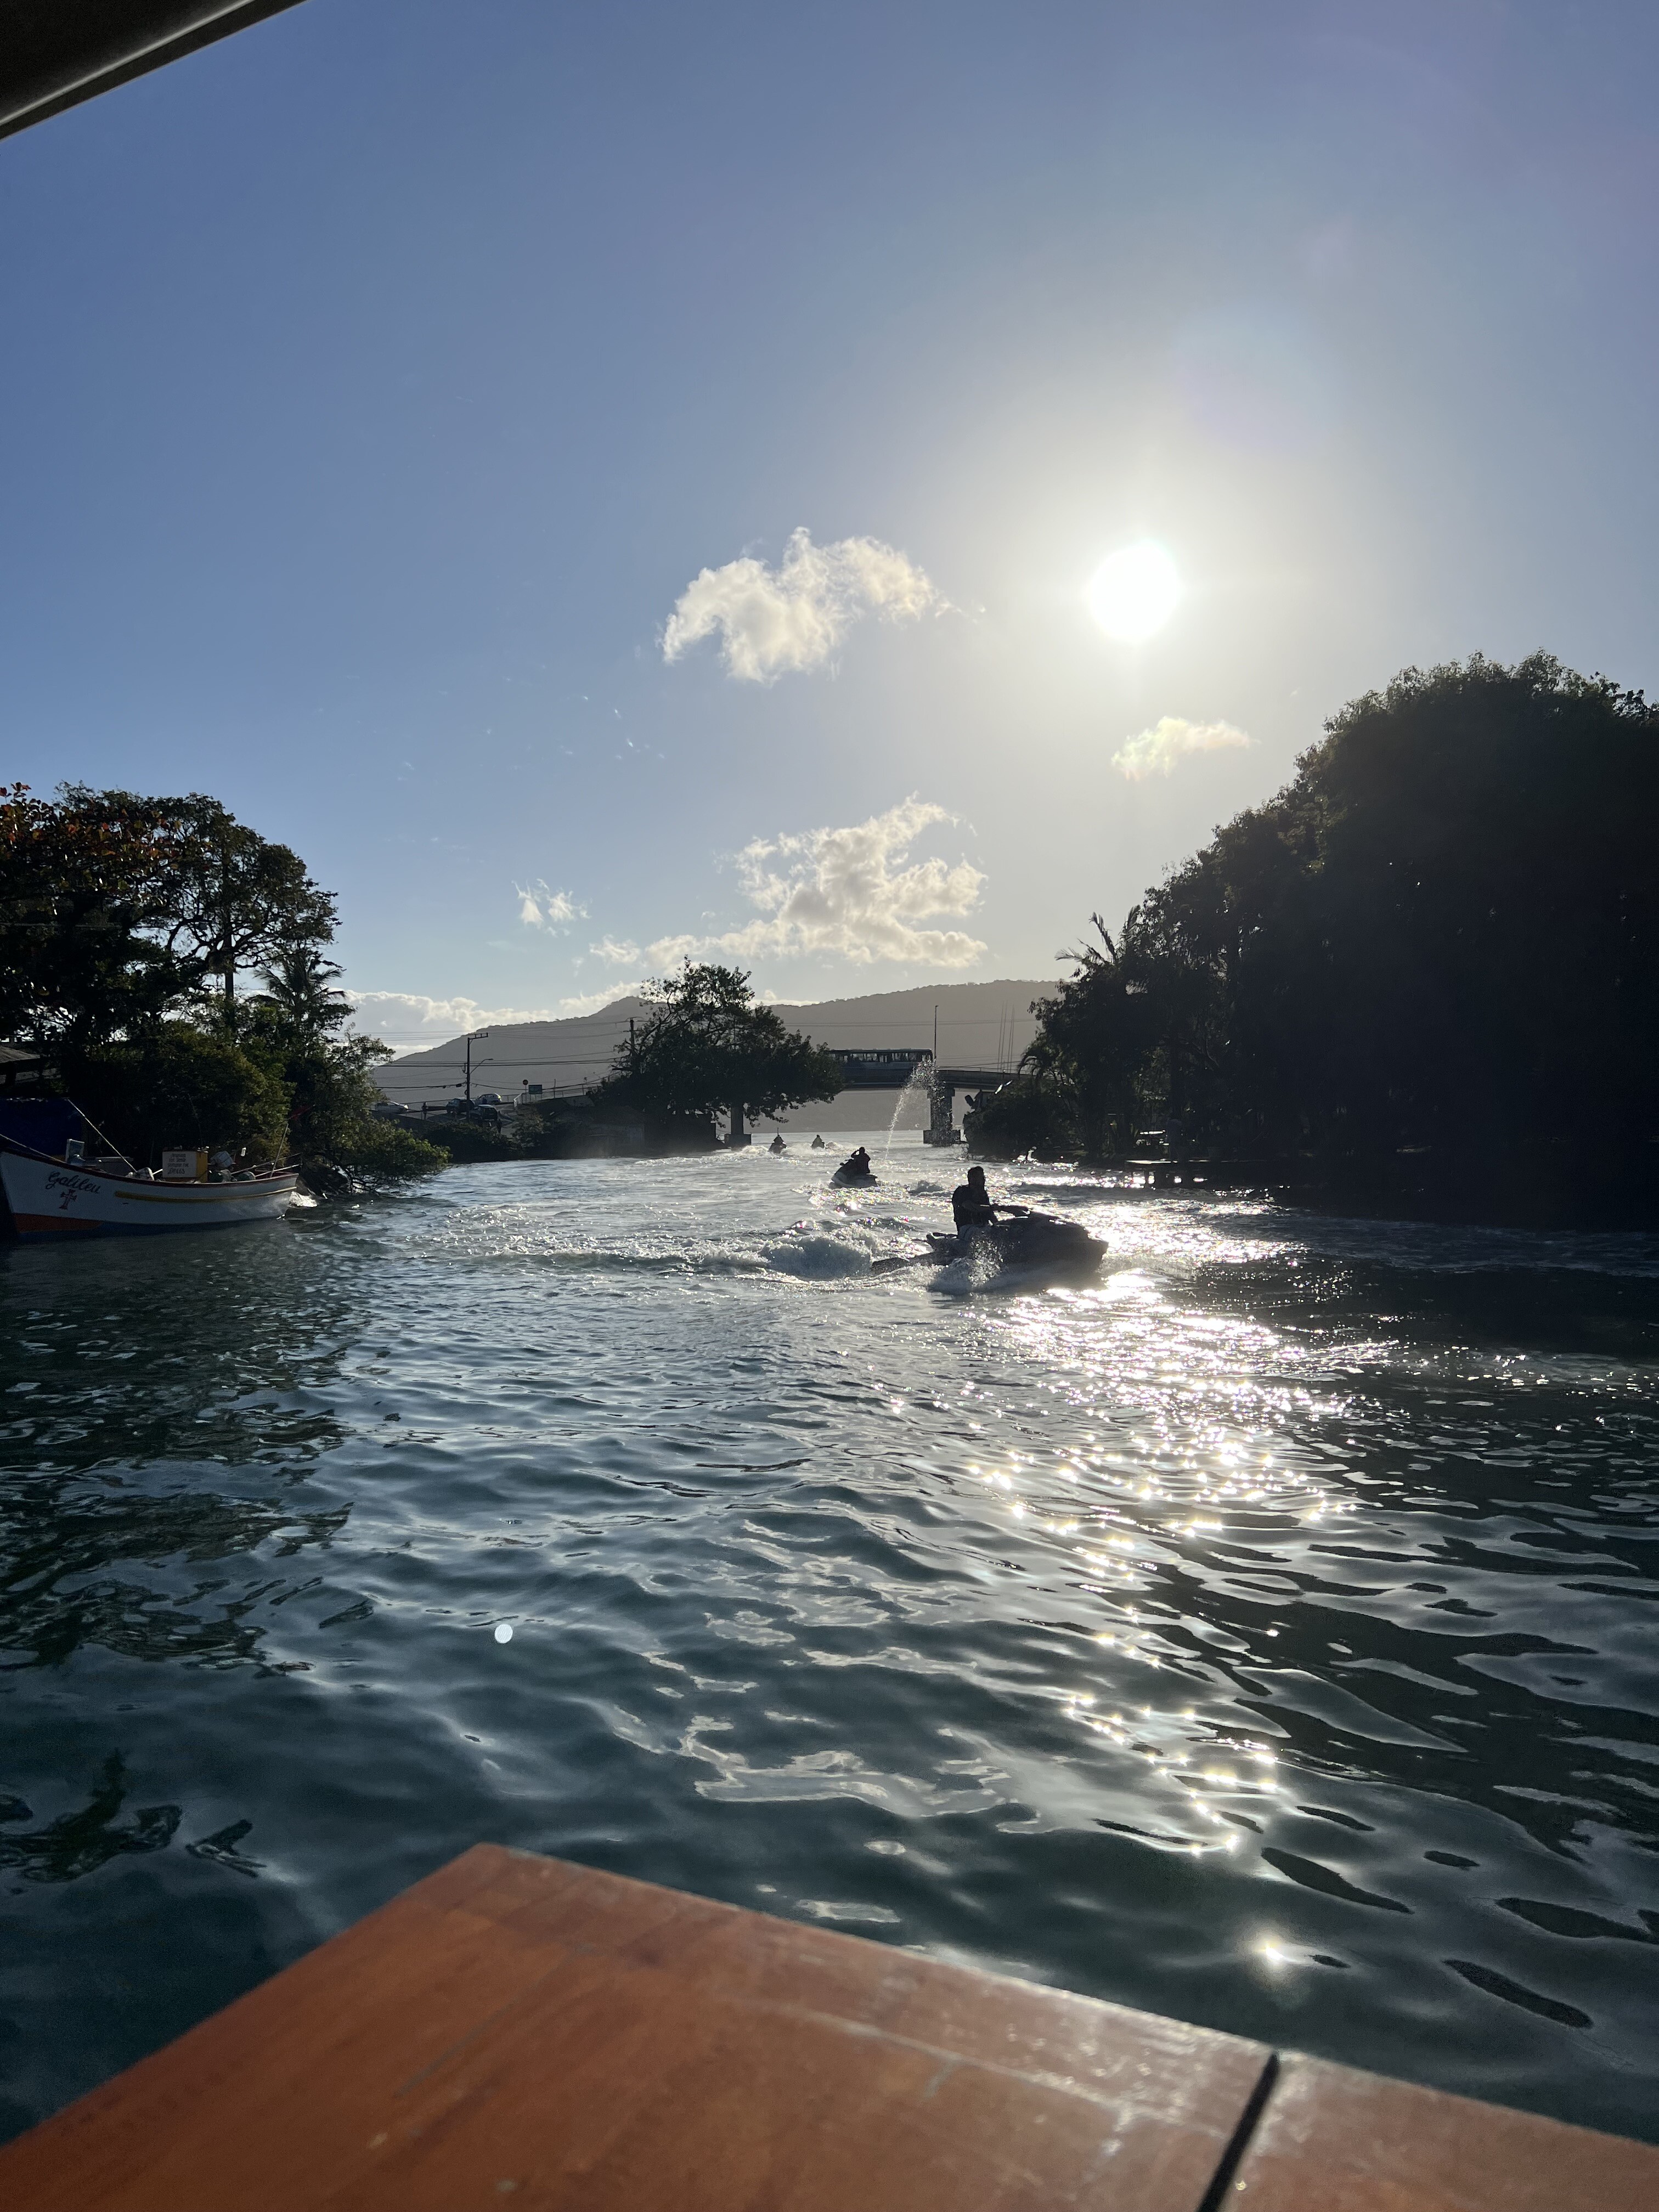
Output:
top-left (0, 1844), bottom-right (1269, 2211)
top-left (1226, 2051), bottom-right (1659, 2212)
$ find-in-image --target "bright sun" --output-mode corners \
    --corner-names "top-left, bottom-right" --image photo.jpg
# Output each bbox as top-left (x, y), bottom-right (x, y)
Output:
top-left (1085, 541), bottom-right (1182, 642)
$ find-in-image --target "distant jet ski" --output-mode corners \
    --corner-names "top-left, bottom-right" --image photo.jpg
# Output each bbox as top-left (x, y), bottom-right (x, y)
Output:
top-left (926, 1213), bottom-right (1103, 1275)
top-left (831, 1148), bottom-right (878, 1187)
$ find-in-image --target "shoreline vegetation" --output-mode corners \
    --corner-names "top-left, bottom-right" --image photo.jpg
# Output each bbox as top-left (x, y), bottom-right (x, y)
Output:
top-left (0, 790), bottom-right (838, 1192)
top-left (1, 783), bottom-right (442, 1192)
top-left (966, 654), bottom-right (1659, 1229)
top-left (426, 962), bottom-right (842, 1164)
top-left (11, 653), bottom-right (1654, 1228)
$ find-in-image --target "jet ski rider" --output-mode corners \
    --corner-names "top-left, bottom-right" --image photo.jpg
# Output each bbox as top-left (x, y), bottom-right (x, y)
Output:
top-left (951, 1164), bottom-right (1006, 1232)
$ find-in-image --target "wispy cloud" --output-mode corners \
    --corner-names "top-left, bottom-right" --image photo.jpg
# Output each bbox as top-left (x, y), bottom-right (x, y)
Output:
top-left (1112, 715), bottom-right (1251, 781)
top-left (662, 526), bottom-right (940, 681)
top-left (610, 798), bottom-right (985, 970)
top-left (347, 986), bottom-right (637, 1042)
top-left (353, 802), bottom-right (984, 1053)
top-left (551, 983), bottom-right (644, 1018)
top-left (516, 880), bottom-right (585, 928)
top-left (639, 932), bottom-right (702, 967)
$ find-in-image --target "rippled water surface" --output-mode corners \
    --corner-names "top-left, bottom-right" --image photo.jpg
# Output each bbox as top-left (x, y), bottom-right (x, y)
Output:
top-left (3, 1141), bottom-right (1658, 2143)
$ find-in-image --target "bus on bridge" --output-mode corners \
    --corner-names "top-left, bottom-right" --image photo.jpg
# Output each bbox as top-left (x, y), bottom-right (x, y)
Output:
top-left (826, 1048), bottom-right (933, 1088)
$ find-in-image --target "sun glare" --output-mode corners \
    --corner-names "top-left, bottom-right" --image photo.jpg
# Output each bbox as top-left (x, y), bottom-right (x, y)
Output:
top-left (1086, 541), bottom-right (1182, 642)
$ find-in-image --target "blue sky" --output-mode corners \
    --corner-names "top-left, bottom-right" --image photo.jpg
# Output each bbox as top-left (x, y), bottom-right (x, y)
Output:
top-left (4, 0), bottom-right (1656, 1044)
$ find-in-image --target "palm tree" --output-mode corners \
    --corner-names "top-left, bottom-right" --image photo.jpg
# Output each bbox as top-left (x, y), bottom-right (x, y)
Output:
top-left (250, 941), bottom-right (350, 1042)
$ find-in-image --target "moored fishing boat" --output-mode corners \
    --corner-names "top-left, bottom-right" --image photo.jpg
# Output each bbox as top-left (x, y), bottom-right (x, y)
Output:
top-left (0, 1101), bottom-right (299, 1242)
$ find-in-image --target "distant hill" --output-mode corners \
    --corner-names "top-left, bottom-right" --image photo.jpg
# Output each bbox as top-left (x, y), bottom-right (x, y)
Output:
top-left (375, 978), bottom-right (1052, 1130)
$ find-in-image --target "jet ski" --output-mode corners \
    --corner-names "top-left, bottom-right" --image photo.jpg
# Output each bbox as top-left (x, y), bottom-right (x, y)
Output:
top-left (831, 1150), bottom-right (878, 1187)
top-left (924, 1212), bottom-right (1103, 1275)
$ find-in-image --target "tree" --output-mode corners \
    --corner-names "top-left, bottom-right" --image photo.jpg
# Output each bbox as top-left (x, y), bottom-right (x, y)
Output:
top-left (972, 906), bottom-right (1227, 1161)
top-left (962, 1071), bottom-right (1079, 1160)
top-left (276, 1031), bottom-right (441, 1181)
top-left (1012, 654), bottom-right (1659, 1221)
top-left (601, 963), bottom-right (840, 1138)
top-left (97, 790), bottom-right (337, 1033)
top-left (247, 941), bottom-right (351, 1045)
top-left (63, 1025), bottom-right (294, 1163)
top-left (1, 785), bottom-right (337, 1046)
top-left (0, 783), bottom-right (191, 1047)
top-left (2, 781), bottom-right (435, 1184)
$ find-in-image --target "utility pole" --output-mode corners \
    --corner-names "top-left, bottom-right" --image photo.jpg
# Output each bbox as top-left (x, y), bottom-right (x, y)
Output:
top-left (463, 1030), bottom-right (490, 1104)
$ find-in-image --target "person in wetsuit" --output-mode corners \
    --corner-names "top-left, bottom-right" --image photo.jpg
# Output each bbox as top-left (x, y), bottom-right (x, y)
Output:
top-left (769, 1133), bottom-right (787, 1154)
top-left (838, 1146), bottom-right (873, 1180)
top-left (951, 1164), bottom-right (1000, 1231)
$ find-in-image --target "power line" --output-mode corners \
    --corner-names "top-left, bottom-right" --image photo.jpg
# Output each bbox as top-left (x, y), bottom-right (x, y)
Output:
top-left (376, 1014), bottom-right (1036, 1055)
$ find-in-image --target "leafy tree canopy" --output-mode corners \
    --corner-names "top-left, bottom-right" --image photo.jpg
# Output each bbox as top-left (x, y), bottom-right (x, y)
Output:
top-left (970, 654), bottom-right (1659, 1221)
top-left (1, 782), bottom-right (334, 1046)
top-left (603, 963), bottom-right (841, 1133)
top-left (2, 781), bottom-right (433, 1182)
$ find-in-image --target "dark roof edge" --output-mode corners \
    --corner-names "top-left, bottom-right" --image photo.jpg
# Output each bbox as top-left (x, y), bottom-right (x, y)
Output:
top-left (0, 1), bottom-right (309, 144)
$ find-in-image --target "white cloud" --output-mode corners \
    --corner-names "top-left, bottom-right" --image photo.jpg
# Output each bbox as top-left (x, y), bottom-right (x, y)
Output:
top-left (623, 798), bottom-right (985, 970)
top-left (351, 803), bottom-right (984, 1052)
top-left (641, 931), bottom-right (702, 967)
top-left (662, 526), bottom-right (940, 681)
top-left (552, 983), bottom-right (644, 1018)
top-left (347, 985), bottom-right (637, 1041)
top-left (517, 880), bottom-right (585, 928)
top-left (348, 992), bottom-right (558, 1040)
top-left (1112, 715), bottom-right (1251, 781)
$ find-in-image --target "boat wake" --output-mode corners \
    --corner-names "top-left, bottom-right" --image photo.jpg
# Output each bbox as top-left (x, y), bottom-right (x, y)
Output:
top-left (759, 1232), bottom-right (879, 1280)
top-left (423, 1192), bottom-right (1101, 1293)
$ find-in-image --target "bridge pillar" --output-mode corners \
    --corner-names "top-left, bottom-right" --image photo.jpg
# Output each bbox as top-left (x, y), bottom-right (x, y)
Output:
top-left (923, 1072), bottom-right (959, 1147)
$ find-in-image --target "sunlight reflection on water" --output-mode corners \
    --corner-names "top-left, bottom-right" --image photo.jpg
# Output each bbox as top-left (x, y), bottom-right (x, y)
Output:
top-left (2, 1146), bottom-right (1657, 2141)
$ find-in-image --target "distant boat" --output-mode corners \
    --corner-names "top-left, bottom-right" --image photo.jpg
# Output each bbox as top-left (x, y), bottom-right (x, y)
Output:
top-left (0, 1100), bottom-right (298, 1242)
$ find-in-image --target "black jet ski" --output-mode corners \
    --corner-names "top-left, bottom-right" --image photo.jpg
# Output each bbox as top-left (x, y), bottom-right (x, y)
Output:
top-left (831, 1150), bottom-right (878, 1187)
top-left (924, 1212), bottom-right (1103, 1275)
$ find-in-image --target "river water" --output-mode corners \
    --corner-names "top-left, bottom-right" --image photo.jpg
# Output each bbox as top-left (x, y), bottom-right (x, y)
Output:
top-left (3, 1139), bottom-right (1657, 2144)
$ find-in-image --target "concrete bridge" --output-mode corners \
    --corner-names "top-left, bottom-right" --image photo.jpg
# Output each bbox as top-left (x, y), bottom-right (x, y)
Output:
top-left (823, 1050), bottom-right (1016, 1144)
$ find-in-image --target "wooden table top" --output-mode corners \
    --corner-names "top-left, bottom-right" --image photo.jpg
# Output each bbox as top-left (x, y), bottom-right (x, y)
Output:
top-left (2, 1843), bottom-right (1655, 2211)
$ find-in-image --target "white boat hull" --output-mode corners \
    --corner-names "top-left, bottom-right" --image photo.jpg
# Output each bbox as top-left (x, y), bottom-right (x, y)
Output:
top-left (0, 1146), bottom-right (300, 1242)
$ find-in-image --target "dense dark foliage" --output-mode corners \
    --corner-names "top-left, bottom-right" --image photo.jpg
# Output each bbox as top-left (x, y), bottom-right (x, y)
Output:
top-left (595, 962), bottom-right (840, 1144)
top-left (968, 656), bottom-right (1659, 1222)
top-left (61, 1027), bottom-right (295, 1162)
top-left (1, 785), bottom-right (335, 1045)
top-left (1, 783), bottom-right (438, 1180)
